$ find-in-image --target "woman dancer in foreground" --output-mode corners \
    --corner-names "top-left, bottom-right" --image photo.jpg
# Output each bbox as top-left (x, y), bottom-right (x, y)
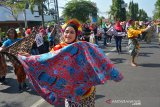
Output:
top-left (19, 19), bottom-right (123, 107)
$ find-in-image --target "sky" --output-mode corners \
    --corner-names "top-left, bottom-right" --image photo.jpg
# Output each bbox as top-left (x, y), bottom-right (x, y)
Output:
top-left (56, 0), bottom-right (157, 18)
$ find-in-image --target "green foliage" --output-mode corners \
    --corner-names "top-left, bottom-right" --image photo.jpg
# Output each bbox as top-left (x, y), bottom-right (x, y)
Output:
top-left (97, 16), bottom-right (105, 26)
top-left (45, 21), bottom-right (55, 27)
top-left (109, 0), bottom-right (149, 21)
top-left (109, 0), bottom-right (126, 21)
top-left (29, 0), bottom-right (48, 28)
top-left (0, 32), bottom-right (6, 37)
top-left (128, 1), bottom-right (148, 21)
top-left (29, 0), bottom-right (48, 15)
top-left (0, 0), bottom-right (49, 28)
top-left (0, 0), bottom-right (28, 21)
top-left (62, 0), bottom-right (98, 22)
top-left (129, 1), bottom-right (139, 20)
top-left (138, 9), bottom-right (148, 21)
top-left (153, 0), bottom-right (160, 19)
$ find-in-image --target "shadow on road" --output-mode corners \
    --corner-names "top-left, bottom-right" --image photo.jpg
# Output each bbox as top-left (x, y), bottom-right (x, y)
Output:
top-left (110, 58), bottom-right (127, 64)
top-left (0, 78), bottom-right (38, 96)
top-left (140, 63), bottom-right (160, 68)
top-left (95, 94), bottom-right (105, 100)
top-left (140, 45), bottom-right (160, 49)
top-left (138, 52), bottom-right (154, 57)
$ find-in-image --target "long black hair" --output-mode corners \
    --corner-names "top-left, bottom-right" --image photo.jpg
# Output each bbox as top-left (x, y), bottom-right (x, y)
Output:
top-left (6, 28), bottom-right (18, 39)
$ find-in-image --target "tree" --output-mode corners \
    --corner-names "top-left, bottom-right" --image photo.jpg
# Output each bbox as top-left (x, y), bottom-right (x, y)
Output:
top-left (109, 0), bottom-right (126, 21)
top-left (16, 0), bottom-right (29, 29)
top-left (0, 0), bottom-right (29, 28)
top-left (121, 0), bottom-right (127, 21)
top-left (128, 1), bottom-right (148, 21)
top-left (129, 1), bottom-right (139, 20)
top-left (62, 0), bottom-right (98, 22)
top-left (134, 3), bottom-right (139, 20)
top-left (139, 9), bottom-right (148, 21)
top-left (0, 0), bottom-right (19, 22)
top-left (0, 0), bottom-right (49, 28)
top-left (97, 16), bottom-right (105, 26)
top-left (29, 0), bottom-right (48, 28)
top-left (126, 10), bottom-right (130, 20)
top-left (153, 0), bottom-right (160, 19)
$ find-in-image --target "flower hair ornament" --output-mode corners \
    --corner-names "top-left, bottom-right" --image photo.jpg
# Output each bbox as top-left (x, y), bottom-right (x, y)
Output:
top-left (61, 19), bottom-right (82, 36)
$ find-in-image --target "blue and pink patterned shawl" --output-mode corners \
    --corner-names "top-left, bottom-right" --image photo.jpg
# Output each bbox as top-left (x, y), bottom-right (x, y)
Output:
top-left (18, 41), bottom-right (123, 105)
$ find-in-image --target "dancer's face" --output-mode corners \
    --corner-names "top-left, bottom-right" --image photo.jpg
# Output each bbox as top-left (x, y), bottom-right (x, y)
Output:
top-left (63, 26), bottom-right (76, 44)
top-left (8, 30), bottom-right (16, 39)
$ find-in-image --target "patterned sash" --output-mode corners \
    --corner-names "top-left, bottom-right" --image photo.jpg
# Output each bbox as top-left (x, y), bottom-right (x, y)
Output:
top-left (0, 34), bottom-right (36, 64)
top-left (0, 34), bottom-right (36, 82)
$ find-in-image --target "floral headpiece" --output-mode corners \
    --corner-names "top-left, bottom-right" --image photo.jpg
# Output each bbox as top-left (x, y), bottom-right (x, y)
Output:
top-left (62, 19), bottom-right (82, 36)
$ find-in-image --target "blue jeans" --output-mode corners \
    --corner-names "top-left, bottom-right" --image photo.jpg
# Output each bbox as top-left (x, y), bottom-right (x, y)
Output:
top-left (114, 36), bottom-right (122, 52)
top-left (103, 33), bottom-right (107, 46)
top-left (95, 36), bottom-right (99, 45)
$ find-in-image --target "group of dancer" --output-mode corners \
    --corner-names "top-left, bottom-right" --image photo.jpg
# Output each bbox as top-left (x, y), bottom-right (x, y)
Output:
top-left (0, 19), bottom-right (124, 106)
top-left (126, 19), bottom-right (160, 66)
top-left (0, 18), bottom-right (159, 106)
top-left (102, 19), bottom-right (159, 67)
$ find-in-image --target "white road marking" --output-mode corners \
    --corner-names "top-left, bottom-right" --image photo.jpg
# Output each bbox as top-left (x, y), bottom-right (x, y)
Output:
top-left (106, 47), bottom-right (116, 56)
top-left (30, 98), bottom-right (45, 107)
top-left (30, 47), bottom-right (116, 107)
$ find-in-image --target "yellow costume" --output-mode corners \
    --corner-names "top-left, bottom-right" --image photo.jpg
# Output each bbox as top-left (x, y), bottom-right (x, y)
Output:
top-left (127, 26), bottom-right (145, 56)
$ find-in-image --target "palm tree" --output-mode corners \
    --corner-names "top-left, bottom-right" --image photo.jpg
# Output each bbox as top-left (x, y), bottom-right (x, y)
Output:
top-left (29, 0), bottom-right (48, 28)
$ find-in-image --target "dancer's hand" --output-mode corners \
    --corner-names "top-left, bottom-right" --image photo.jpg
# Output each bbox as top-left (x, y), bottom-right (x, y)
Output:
top-left (141, 27), bottom-right (150, 33)
top-left (0, 47), bottom-right (2, 51)
top-left (145, 25), bottom-right (151, 31)
top-left (0, 46), bottom-right (5, 51)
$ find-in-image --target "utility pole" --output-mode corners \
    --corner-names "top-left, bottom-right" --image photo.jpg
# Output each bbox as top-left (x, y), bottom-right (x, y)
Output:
top-left (47, 0), bottom-right (50, 10)
top-left (41, 0), bottom-right (45, 28)
top-left (49, 0), bottom-right (60, 24)
top-left (54, 0), bottom-right (60, 25)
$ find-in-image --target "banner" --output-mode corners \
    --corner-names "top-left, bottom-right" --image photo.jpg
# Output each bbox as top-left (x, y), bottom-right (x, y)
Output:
top-left (90, 15), bottom-right (97, 23)
top-left (35, 33), bottom-right (44, 47)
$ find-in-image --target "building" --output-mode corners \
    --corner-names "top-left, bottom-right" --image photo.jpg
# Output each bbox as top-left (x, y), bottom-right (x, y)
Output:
top-left (0, 5), bottom-right (53, 29)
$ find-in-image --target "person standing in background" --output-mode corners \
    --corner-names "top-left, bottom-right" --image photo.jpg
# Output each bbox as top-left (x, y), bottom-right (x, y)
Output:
top-left (102, 21), bottom-right (108, 46)
top-left (17, 27), bottom-right (25, 38)
top-left (156, 20), bottom-right (160, 45)
top-left (106, 21), bottom-right (113, 44)
top-left (82, 23), bottom-right (91, 42)
top-left (127, 20), bottom-right (148, 67)
top-left (114, 21), bottom-right (123, 54)
top-left (0, 28), bottom-right (29, 91)
top-left (90, 23), bottom-right (98, 45)
top-left (47, 25), bottom-right (56, 50)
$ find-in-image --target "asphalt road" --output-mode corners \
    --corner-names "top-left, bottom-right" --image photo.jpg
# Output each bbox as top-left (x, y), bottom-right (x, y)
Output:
top-left (0, 38), bottom-right (160, 107)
